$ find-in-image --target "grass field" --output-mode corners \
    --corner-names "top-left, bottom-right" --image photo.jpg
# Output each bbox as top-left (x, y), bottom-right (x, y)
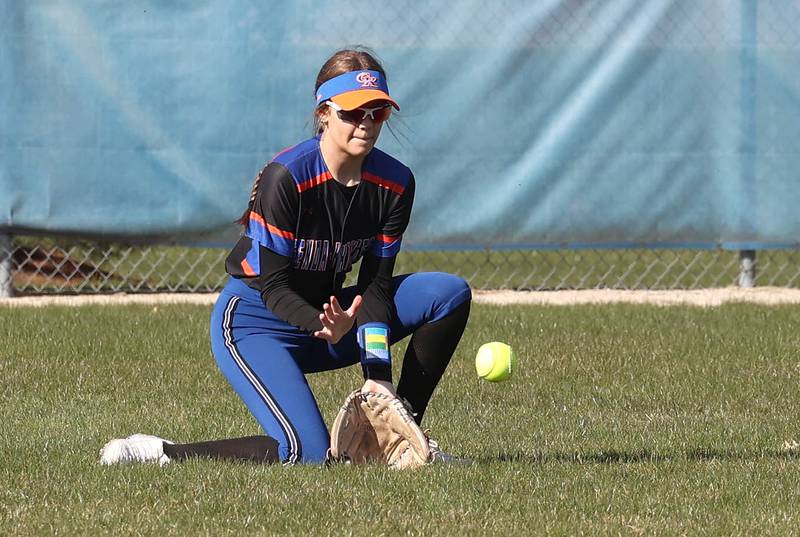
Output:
top-left (3, 302), bottom-right (800, 535)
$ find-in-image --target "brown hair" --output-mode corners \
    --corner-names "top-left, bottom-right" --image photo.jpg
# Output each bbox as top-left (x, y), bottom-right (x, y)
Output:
top-left (236, 47), bottom-right (388, 227)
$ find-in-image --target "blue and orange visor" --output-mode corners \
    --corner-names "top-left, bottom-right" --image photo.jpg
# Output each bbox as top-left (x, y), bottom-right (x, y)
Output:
top-left (315, 70), bottom-right (400, 111)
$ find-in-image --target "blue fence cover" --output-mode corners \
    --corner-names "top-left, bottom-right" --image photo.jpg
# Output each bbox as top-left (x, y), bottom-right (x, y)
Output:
top-left (2, 1), bottom-right (799, 248)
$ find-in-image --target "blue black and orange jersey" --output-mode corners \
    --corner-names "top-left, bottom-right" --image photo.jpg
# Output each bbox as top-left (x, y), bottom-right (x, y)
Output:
top-left (225, 135), bottom-right (414, 379)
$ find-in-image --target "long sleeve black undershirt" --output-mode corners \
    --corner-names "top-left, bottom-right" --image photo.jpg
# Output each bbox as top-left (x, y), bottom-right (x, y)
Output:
top-left (255, 247), bottom-right (323, 333)
top-left (254, 246), bottom-right (397, 382)
top-left (255, 247), bottom-right (397, 337)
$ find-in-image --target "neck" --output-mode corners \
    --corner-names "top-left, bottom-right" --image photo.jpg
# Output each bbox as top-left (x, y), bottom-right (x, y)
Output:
top-left (319, 134), bottom-right (365, 186)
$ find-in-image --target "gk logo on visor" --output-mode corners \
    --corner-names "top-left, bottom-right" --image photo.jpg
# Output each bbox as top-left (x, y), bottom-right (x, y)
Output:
top-left (355, 71), bottom-right (378, 88)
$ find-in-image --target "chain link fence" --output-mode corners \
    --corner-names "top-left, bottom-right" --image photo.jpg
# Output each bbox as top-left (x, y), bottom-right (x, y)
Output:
top-left (4, 3), bottom-right (799, 298)
top-left (2, 235), bottom-right (798, 297)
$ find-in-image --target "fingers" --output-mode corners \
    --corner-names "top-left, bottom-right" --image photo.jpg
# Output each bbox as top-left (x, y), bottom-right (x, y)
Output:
top-left (329, 296), bottom-right (344, 315)
top-left (315, 296), bottom-right (361, 345)
top-left (313, 329), bottom-right (334, 342)
top-left (319, 309), bottom-right (335, 330)
top-left (322, 303), bottom-right (336, 325)
top-left (324, 295), bottom-right (361, 321)
top-left (347, 295), bottom-right (363, 316)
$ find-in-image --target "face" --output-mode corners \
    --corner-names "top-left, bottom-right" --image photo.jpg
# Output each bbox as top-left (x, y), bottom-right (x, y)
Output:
top-left (320, 100), bottom-right (391, 158)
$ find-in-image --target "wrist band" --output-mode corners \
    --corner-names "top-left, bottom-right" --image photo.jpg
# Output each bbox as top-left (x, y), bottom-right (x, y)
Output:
top-left (357, 323), bottom-right (391, 367)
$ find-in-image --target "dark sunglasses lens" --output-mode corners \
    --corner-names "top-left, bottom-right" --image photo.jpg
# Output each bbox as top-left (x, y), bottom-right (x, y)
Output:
top-left (337, 106), bottom-right (391, 124)
top-left (372, 106), bottom-right (391, 123)
top-left (337, 110), bottom-right (362, 123)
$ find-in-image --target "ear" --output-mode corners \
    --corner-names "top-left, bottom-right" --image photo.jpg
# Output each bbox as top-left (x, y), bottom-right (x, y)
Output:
top-left (317, 105), bottom-right (331, 128)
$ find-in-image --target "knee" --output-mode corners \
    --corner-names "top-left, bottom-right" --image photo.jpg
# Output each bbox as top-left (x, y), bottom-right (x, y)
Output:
top-left (440, 272), bottom-right (471, 303)
top-left (426, 272), bottom-right (472, 322)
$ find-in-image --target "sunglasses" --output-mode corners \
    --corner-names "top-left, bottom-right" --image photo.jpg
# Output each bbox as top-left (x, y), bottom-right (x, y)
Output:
top-left (325, 101), bottom-right (392, 124)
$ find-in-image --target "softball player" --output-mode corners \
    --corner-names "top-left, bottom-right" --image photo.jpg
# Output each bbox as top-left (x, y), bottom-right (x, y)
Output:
top-left (101, 48), bottom-right (471, 466)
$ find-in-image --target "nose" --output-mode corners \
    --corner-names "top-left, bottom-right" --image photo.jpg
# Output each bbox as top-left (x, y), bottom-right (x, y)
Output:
top-left (356, 119), bottom-right (377, 134)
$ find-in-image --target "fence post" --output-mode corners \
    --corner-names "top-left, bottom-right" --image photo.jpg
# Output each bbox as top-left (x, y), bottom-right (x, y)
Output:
top-left (738, 249), bottom-right (756, 288)
top-left (0, 234), bottom-right (12, 297)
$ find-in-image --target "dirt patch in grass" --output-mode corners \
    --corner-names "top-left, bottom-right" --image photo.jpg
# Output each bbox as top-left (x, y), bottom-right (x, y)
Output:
top-left (3, 287), bottom-right (800, 308)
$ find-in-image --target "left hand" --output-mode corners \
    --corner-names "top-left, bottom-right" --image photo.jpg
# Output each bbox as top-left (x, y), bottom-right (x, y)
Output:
top-left (361, 379), bottom-right (396, 397)
top-left (312, 295), bottom-right (362, 344)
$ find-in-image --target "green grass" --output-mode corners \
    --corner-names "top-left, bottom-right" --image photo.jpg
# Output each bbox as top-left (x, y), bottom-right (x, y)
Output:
top-left (3, 303), bottom-right (800, 535)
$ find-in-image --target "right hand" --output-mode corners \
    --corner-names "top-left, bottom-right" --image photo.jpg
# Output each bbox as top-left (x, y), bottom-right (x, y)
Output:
top-left (312, 295), bottom-right (362, 344)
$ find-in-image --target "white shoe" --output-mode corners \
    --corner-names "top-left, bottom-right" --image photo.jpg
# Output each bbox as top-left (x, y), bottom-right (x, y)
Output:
top-left (99, 434), bottom-right (173, 466)
top-left (428, 438), bottom-right (469, 464)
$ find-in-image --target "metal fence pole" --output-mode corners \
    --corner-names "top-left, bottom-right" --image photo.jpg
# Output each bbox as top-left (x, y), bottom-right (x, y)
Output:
top-left (0, 234), bottom-right (12, 297)
top-left (738, 249), bottom-right (756, 288)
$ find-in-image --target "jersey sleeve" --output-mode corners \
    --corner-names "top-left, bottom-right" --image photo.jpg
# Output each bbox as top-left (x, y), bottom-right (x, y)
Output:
top-left (368, 175), bottom-right (415, 259)
top-left (355, 174), bottom-right (415, 382)
top-left (245, 163), bottom-right (323, 333)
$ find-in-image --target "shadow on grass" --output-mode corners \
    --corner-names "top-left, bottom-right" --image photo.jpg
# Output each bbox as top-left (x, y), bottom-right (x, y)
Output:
top-left (476, 447), bottom-right (800, 465)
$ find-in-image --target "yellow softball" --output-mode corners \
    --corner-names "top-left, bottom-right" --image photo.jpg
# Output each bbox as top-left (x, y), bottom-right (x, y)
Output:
top-left (475, 342), bottom-right (515, 382)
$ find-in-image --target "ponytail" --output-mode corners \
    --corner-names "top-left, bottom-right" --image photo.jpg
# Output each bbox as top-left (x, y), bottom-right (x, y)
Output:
top-left (235, 163), bottom-right (270, 226)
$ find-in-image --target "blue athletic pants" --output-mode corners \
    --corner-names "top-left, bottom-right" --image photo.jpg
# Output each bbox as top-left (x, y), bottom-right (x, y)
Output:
top-left (209, 272), bottom-right (471, 464)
